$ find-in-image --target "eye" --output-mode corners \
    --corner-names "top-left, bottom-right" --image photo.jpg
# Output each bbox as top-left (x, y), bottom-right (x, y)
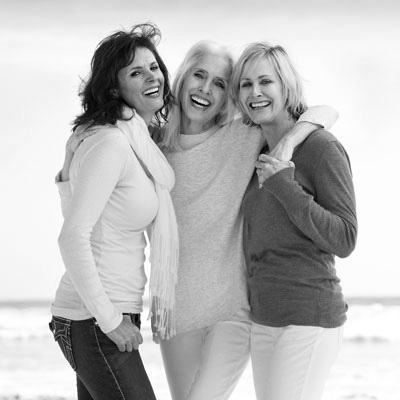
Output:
top-left (260, 78), bottom-right (272, 85)
top-left (240, 81), bottom-right (251, 88)
top-left (130, 70), bottom-right (141, 77)
top-left (215, 79), bottom-right (226, 89)
top-left (150, 64), bottom-right (160, 71)
top-left (193, 71), bottom-right (204, 79)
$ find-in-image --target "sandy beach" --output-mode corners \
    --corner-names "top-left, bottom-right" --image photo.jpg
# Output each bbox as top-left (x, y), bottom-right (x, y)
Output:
top-left (1, 333), bottom-right (399, 400)
top-left (1, 301), bottom-right (399, 400)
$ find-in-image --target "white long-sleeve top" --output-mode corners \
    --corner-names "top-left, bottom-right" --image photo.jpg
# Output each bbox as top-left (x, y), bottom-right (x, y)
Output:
top-left (52, 126), bottom-right (159, 333)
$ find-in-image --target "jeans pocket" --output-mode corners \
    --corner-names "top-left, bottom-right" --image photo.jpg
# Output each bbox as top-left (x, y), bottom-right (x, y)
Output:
top-left (49, 316), bottom-right (77, 371)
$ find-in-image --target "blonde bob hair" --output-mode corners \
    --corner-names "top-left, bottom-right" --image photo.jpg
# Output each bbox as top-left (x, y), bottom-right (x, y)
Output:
top-left (230, 42), bottom-right (307, 125)
top-left (161, 41), bottom-right (236, 150)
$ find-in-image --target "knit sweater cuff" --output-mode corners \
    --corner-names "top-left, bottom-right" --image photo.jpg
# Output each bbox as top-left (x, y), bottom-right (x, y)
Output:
top-left (262, 167), bottom-right (296, 203)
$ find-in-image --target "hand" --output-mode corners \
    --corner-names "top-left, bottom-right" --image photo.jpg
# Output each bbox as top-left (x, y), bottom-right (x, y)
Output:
top-left (105, 315), bottom-right (143, 352)
top-left (65, 125), bottom-right (98, 155)
top-left (60, 126), bottom-right (98, 182)
top-left (256, 154), bottom-right (294, 188)
top-left (151, 313), bottom-right (161, 344)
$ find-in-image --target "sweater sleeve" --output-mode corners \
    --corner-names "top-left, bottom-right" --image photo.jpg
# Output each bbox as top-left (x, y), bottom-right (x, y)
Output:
top-left (297, 105), bottom-right (339, 131)
top-left (263, 140), bottom-right (357, 258)
top-left (58, 132), bottom-right (129, 333)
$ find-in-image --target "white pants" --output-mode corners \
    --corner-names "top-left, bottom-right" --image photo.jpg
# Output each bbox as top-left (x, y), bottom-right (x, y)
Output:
top-left (251, 322), bottom-right (344, 400)
top-left (159, 313), bottom-right (251, 400)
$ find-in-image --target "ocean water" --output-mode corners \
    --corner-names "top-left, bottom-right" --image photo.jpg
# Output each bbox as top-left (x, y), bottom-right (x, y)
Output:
top-left (0, 298), bottom-right (399, 400)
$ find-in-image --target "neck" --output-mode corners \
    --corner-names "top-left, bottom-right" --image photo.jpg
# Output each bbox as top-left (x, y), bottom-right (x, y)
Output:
top-left (181, 115), bottom-right (216, 135)
top-left (260, 114), bottom-right (296, 151)
top-left (140, 113), bottom-right (152, 127)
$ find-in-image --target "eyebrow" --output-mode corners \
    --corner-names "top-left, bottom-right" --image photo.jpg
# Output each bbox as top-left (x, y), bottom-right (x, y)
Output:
top-left (128, 61), bottom-right (158, 72)
top-left (240, 74), bottom-right (273, 81)
top-left (194, 68), bottom-right (228, 82)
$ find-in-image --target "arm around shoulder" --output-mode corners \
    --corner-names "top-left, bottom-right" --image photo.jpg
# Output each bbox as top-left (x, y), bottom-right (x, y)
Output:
top-left (270, 105), bottom-right (339, 161)
top-left (298, 105), bottom-right (339, 131)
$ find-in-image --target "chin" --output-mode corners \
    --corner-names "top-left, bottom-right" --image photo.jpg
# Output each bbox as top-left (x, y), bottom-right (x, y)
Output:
top-left (249, 117), bottom-right (264, 125)
top-left (251, 113), bottom-right (272, 126)
top-left (150, 99), bottom-right (164, 112)
top-left (186, 109), bottom-right (208, 122)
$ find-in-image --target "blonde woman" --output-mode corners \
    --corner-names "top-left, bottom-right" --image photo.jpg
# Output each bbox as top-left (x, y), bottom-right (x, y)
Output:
top-left (231, 42), bottom-right (357, 400)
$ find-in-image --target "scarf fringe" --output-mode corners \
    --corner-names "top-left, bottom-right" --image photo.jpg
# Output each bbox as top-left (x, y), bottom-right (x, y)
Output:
top-left (148, 231), bottom-right (179, 339)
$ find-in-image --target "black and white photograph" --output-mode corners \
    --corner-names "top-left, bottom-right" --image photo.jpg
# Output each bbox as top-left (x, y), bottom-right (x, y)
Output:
top-left (1, 0), bottom-right (399, 399)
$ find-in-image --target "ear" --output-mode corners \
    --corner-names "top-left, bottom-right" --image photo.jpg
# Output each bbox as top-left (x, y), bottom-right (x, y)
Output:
top-left (110, 88), bottom-right (119, 98)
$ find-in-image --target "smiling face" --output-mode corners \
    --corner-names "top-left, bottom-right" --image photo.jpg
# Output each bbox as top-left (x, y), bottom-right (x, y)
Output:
top-left (117, 46), bottom-right (165, 125)
top-left (180, 54), bottom-right (231, 133)
top-left (238, 56), bottom-right (287, 127)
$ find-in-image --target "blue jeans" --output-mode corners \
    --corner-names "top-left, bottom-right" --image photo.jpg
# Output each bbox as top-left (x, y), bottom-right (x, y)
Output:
top-left (49, 314), bottom-right (156, 400)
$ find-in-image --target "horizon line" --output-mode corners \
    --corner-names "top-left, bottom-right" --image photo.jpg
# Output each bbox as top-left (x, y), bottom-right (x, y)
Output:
top-left (1, 296), bottom-right (400, 307)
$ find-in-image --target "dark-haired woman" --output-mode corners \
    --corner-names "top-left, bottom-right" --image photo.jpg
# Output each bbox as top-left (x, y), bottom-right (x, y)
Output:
top-left (49, 23), bottom-right (178, 400)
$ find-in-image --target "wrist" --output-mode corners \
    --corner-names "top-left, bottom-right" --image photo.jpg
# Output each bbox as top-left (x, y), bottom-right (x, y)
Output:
top-left (288, 122), bottom-right (315, 147)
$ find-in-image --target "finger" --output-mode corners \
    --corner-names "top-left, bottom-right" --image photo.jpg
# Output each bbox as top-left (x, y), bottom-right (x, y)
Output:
top-left (117, 343), bottom-right (126, 352)
top-left (152, 333), bottom-right (160, 344)
top-left (257, 158), bottom-right (275, 167)
top-left (255, 161), bottom-right (268, 169)
top-left (125, 340), bottom-right (133, 352)
top-left (256, 164), bottom-right (274, 174)
top-left (258, 154), bottom-right (274, 162)
top-left (76, 128), bottom-right (98, 140)
top-left (136, 332), bottom-right (143, 345)
top-left (73, 126), bottom-right (85, 136)
top-left (132, 335), bottom-right (140, 351)
top-left (125, 341), bottom-right (133, 352)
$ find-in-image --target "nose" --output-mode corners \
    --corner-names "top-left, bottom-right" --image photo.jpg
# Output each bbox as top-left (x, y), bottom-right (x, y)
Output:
top-left (251, 83), bottom-right (262, 97)
top-left (199, 79), bottom-right (212, 94)
top-left (145, 68), bottom-right (156, 82)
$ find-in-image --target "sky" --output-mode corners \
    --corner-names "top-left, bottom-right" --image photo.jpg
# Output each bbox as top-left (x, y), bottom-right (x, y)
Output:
top-left (1, 0), bottom-right (399, 300)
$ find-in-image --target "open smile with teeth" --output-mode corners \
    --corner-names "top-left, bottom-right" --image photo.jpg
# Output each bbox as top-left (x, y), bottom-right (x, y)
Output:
top-left (190, 95), bottom-right (211, 109)
top-left (143, 86), bottom-right (160, 97)
top-left (249, 100), bottom-right (271, 110)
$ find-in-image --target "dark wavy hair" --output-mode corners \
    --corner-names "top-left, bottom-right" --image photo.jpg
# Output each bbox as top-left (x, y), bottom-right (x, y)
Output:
top-left (73, 23), bottom-right (171, 130)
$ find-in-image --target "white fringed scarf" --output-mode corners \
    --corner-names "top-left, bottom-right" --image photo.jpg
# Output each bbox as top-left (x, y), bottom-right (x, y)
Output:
top-left (116, 107), bottom-right (179, 339)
